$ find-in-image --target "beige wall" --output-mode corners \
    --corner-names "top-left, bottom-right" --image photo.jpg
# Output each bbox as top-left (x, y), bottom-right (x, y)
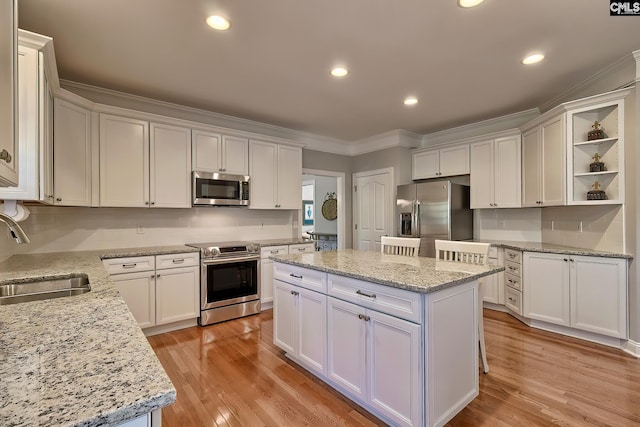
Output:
top-left (352, 146), bottom-right (413, 187)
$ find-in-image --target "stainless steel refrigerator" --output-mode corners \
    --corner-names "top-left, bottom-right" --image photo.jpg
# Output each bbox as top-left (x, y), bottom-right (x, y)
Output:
top-left (396, 181), bottom-right (473, 257)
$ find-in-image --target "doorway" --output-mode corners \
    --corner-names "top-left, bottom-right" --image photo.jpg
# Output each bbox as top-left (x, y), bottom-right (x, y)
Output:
top-left (301, 169), bottom-right (346, 250)
top-left (353, 168), bottom-right (394, 252)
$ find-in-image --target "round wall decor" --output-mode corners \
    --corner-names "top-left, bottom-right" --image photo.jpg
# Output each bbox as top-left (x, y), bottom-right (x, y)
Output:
top-left (321, 192), bottom-right (337, 221)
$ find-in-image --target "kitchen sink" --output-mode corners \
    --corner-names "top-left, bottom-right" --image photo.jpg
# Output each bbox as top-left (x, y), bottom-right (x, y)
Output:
top-left (0, 275), bottom-right (91, 305)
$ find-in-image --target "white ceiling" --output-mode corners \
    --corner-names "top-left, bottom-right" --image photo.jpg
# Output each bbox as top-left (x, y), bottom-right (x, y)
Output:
top-left (17, 0), bottom-right (640, 143)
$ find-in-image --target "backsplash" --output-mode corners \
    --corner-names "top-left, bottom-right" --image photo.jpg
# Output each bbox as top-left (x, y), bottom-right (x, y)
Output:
top-left (542, 205), bottom-right (624, 253)
top-left (3, 205), bottom-right (297, 255)
top-left (474, 208), bottom-right (542, 242)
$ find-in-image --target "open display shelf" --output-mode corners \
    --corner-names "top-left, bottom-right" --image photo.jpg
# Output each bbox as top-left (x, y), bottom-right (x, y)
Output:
top-left (566, 90), bottom-right (628, 205)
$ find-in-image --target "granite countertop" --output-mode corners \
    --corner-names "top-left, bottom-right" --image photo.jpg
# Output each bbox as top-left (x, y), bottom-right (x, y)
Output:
top-left (0, 245), bottom-right (193, 427)
top-left (252, 238), bottom-right (314, 247)
top-left (271, 249), bottom-right (504, 294)
top-left (477, 240), bottom-right (633, 259)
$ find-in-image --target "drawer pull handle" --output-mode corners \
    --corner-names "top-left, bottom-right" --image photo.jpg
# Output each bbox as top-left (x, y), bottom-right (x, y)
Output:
top-left (122, 263), bottom-right (137, 269)
top-left (356, 290), bottom-right (376, 299)
top-left (508, 266), bottom-right (516, 271)
top-left (290, 273), bottom-right (303, 279)
top-left (271, 250), bottom-right (279, 254)
top-left (297, 248), bottom-right (306, 252)
top-left (509, 253), bottom-right (516, 258)
top-left (172, 258), bottom-right (185, 263)
top-left (508, 297), bottom-right (516, 303)
top-left (358, 314), bottom-right (370, 321)
top-left (290, 290), bottom-right (299, 296)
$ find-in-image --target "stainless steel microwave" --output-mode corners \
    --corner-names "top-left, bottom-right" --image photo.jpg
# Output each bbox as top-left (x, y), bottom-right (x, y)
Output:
top-left (192, 171), bottom-right (250, 206)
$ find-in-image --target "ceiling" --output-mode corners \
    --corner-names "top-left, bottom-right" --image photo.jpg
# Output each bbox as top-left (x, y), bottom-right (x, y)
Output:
top-left (17, 0), bottom-right (640, 143)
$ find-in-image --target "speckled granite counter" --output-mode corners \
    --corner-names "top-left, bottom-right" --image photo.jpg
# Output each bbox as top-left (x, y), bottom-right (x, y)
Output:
top-left (271, 249), bottom-right (504, 293)
top-left (252, 238), bottom-right (314, 247)
top-left (0, 245), bottom-right (195, 427)
top-left (476, 240), bottom-right (632, 259)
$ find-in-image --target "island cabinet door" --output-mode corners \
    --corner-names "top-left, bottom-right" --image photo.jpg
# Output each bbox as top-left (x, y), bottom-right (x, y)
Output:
top-left (327, 297), bottom-right (367, 402)
top-left (273, 280), bottom-right (296, 354)
top-left (368, 310), bottom-right (422, 427)
top-left (297, 287), bottom-right (327, 376)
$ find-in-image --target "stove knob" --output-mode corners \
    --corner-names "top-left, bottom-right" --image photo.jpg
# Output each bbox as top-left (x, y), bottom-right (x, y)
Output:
top-left (203, 248), bottom-right (212, 257)
top-left (211, 248), bottom-right (220, 256)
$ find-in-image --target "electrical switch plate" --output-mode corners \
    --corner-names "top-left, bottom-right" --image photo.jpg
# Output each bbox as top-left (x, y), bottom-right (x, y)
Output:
top-left (136, 224), bottom-right (144, 234)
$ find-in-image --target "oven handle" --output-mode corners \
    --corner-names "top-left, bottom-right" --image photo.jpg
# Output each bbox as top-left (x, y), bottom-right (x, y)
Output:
top-left (202, 255), bottom-right (261, 265)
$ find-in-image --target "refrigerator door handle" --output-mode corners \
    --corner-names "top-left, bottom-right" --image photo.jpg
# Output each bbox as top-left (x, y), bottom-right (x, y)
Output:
top-left (413, 201), bottom-right (420, 237)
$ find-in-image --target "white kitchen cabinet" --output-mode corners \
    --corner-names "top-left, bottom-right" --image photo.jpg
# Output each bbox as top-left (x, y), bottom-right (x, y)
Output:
top-left (260, 242), bottom-right (314, 309)
top-left (503, 248), bottom-right (523, 315)
top-left (104, 252), bottom-right (199, 332)
top-left (412, 144), bottom-right (469, 180)
top-left (53, 98), bottom-right (92, 206)
top-left (273, 279), bottom-right (327, 376)
top-left (522, 252), bottom-right (627, 338)
top-left (0, 0), bottom-right (18, 187)
top-left (99, 114), bottom-right (191, 208)
top-left (327, 296), bottom-right (421, 427)
top-left (480, 246), bottom-right (503, 305)
top-left (249, 140), bottom-right (302, 209)
top-left (521, 114), bottom-right (566, 207)
top-left (470, 134), bottom-right (521, 209)
top-left (192, 129), bottom-right (248, 175)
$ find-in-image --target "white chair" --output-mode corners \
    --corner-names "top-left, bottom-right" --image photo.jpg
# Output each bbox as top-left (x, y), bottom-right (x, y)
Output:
top-left (380, 236), bottom-right (420, 257)
top-left (434, 239), bottom-right (491, 374)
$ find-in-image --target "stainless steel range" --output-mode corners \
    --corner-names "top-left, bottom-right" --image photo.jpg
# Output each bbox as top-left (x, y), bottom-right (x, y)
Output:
top-left (185, 241), bottom-right (261, 326)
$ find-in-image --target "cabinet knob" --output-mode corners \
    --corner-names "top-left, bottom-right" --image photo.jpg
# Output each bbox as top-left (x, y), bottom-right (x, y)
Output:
top-left (56, 197), bottom-right (62, 202)
top-left (358, 314), bottom-right (371, 321)
top-left (150, 201), bottom-right (155, 206)
top-left (145, 201), bottom-right (149, 205)
top-left (290, 290), bottom-right (299, 296)
top-left (0, 149), bottom-right (12, 163)
top-left (563, 258), bottom-right (569, 262)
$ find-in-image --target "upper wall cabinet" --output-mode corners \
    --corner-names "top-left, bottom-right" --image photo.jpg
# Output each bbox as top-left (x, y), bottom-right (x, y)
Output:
top-left (249, 140), bottom-right (302, 209)
top-left (412, 144), bottom-right (469, 180)
top-left (0, 0), bottom-right (18, 187)
top-left (99, 114), bottom-right (191, 208)
top-left (521, 113), bottom-right (566, 207)
top-left (470, 134), bottom-right (521, 209)
top-left (192, 130), bottom-right (248, 176)
top-left (565, 90), bottom-right (628, 205)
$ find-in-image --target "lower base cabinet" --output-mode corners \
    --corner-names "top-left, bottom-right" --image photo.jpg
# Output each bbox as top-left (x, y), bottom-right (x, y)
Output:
top-left (327, 296), bottom-right (421, 427)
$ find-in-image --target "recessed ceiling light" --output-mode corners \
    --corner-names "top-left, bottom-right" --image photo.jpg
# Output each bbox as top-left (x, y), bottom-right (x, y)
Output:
top-left (404, 96), bottom-right (418, 106)
top-left (522, 53), bottom-right (544, 65)
top-left (331, 67), bottom-right (349, 77)
top-left (458, 0), bottom-right (484, 8)
top-left (206, 15), bottom-right (231, 31)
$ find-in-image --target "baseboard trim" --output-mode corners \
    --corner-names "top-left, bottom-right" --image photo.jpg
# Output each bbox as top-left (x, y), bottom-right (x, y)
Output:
top-left (143, 318), bottom-right (198, 337)
top-left (622, 339), bottom-right (640, 358)
top-left (483, 302), bottom-right (508, 313)
top-left (261, 299), bottom-right (273, 311)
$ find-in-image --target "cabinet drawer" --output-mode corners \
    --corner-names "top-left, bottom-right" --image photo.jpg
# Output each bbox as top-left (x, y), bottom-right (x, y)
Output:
top-left (505, 286), bottom-right (522, 315)
top-left (289, 243), bottom-right (315, 254)
top-left (488, 246), bottom-right (498, 259)
top-left (327, 274), bottom-right (422, 323)
top-left (504, 260), bottom-right (521, 277)
top-left (504, 249), bottom-right (521, 264)
top-left (274, 262), bottom-right (327, 293)
top-left (504, 272), bottom-right (521, 291)
top-left (261, 245), bottom-right (289, 257)
top-left (156, 252), bottom-right (199, 269)
top-left (103, 256), bottom-right (155, 275)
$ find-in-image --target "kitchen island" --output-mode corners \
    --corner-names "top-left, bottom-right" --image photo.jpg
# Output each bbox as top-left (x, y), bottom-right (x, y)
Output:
top-left (0, 246), bottom-right (195, 427)
top-left (270, 249), bottom-right (503, 427)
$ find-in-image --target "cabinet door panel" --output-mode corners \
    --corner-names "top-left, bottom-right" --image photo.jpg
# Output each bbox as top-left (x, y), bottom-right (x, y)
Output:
top-left (54, 99), bottom-right (92, 206)
top-left (327, 297), bottom-right (367, 401)
top-left (249, 140), bottom-right (277, 208)
top-left (0, 0), bottom-right (18, 187)
top-left (277, 145), bottom-right (302, 209)
top-left (273, 279), bottom-right (296, 354)
top-left (222, 135), bottom-right (248, 175)
top-left (260, 259), bottom-right (274, 305)
top-left (523, 252), bottom-right (570, 326)
top-left (412, 150), bottom-right (439, 180)
top-left (150, 123), bottom-right (191, 208)
top-left (494, 135), bottom-right (521, 208)
top-left (439, 145), bottom-right (469, 177)
top-left (192, 129), bottom-right (221, 172)
top-left (297, 288), bottom-right (327, 375)
top-left (570, 256), bottom-right (627, 338)
top-left (541, 115), bottom-right (565, 206)
top-left (469, 140), bottom-right (494, 209)
top-left (99, 114), bottom-right (149, 207)
top-left (156, 266), bottom-right (199, 325)
top-left (521, 127), bottom-right (541, 207)
top-left (368, 310), bottom-right (421, 427)
top-left (113, 271), bottom-right (156, 328)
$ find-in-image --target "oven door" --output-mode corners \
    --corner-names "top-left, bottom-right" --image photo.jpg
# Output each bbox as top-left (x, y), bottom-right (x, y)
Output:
top-left (193, 171), bottom-right (249, 206)
top-left (201, 255), bottom-right (260, 309)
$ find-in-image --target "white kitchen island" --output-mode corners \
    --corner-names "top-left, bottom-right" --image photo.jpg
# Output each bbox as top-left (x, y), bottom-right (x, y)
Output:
top-left (271, 249), bottom-right (503, 427)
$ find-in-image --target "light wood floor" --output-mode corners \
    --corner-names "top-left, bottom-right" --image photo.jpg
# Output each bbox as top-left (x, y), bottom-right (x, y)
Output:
top-left (148, 309), bottom-right (640, 426)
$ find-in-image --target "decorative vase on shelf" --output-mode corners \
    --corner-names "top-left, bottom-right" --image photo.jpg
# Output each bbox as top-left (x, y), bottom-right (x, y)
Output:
top-left (587, 180), bottom-right (606, 200)
top-left (587, 121), bottom-right (606, 141)
top-left (589, 153), bottom-right (606, 172)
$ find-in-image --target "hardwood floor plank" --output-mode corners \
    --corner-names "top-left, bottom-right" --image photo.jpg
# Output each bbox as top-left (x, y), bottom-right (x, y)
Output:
top-left (148, 309), bottom-right (640, 427)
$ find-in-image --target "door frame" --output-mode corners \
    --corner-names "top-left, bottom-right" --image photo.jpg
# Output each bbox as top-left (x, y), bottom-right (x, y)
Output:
top-left (352, 167), bottom-right (395, 250)
top-left (302, 168), bottom-right (346, 250)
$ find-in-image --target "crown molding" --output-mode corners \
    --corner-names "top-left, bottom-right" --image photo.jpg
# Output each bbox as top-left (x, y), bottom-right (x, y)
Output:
top-left (422, 108), bottom-right (539, 148)
top-left (539, 53), bottom-right (636, 113)
top-left (348, 129), bottom-right (422, 156)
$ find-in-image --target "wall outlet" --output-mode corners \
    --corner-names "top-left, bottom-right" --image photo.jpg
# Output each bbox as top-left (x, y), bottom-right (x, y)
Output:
top-left (578, 221), bottom-right (583, 232)
top-left (136, 224), bottom-right (144, 234)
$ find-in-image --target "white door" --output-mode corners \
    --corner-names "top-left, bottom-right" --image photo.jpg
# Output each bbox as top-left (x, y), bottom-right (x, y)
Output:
top-left (354, 169), bottom-right (392, 252)
top-left (155, 266), bottom-right (199, 325)
top-left (222, 135), bottom-right (248, 175)
top-left (521, 127), bottom-right (541, 207)
top-left (249, 140), bottom-right (277, 209)
top-left (273, 279), bottom-right (296, 354)
top-left (412, 150), bottom-right (439, 180)
top-left (297, 287), bottom-right (327, 376)
top-left (439, 145), bottom-right (470, 177)
top-left (112, 271), bottom-right (156, 328)
top-left (469, 140), bottom-right (494, 209)
top-left (149, 123), bottom-right (191, 208)
top-left (540, 114), bottom-right (565, 206)
top-left (522, 252), bottom-right (570, 326)
top-left (493, 135), bottom-right (521, 208)
top-left (191, 129), bottom-right (221, 172)
top-left (276, 145), bottom-right (302, 209)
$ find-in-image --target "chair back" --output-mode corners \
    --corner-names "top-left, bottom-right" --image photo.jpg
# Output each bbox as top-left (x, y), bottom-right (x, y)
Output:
top-left (434, 240), bottom-right (490, 265)
top-left (381, 236), bottom-right (420, 257)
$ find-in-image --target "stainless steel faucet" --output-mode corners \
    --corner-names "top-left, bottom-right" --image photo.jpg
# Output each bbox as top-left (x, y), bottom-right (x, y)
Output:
top-left (0, 212), bottom-right (30, 244)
